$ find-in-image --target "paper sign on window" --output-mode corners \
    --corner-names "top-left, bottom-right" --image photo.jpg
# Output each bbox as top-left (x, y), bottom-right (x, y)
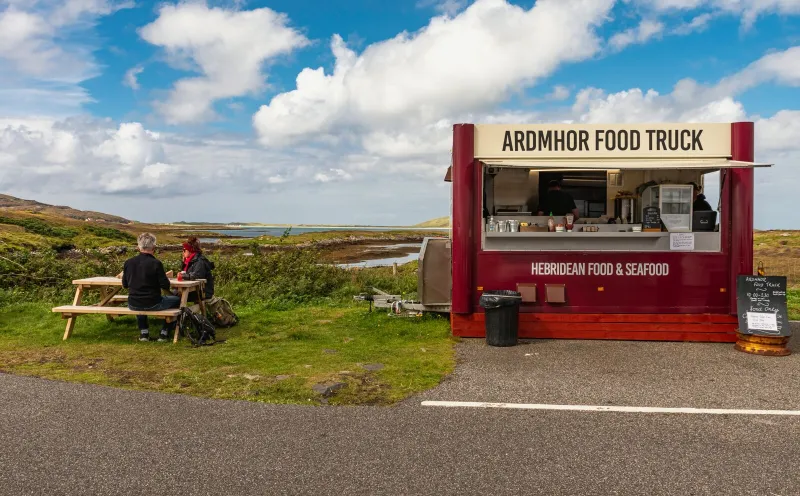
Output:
top-left (669, 233), bottom-right (694, 251)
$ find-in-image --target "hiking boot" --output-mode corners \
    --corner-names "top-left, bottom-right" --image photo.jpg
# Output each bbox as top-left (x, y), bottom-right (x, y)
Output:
top-left (157, 331), bottom-right (170, 342)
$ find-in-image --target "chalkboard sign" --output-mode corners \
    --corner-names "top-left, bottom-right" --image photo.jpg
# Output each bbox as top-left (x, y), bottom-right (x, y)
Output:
top-left (642, 206), bottom-right (662, 231)
top-left (736, 275), bottom-right (790, 337)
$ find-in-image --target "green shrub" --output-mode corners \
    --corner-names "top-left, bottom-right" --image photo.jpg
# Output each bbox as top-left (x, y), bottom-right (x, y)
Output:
top-left (0, 243), bottom-right (425, 310)
top-left (83, 225), bottom-right (136, 242)
top-left (0, 216), bottom-right (78, 239)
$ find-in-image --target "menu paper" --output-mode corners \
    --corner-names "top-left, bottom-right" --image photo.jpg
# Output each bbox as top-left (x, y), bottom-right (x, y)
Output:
top-left (745, 312), bottom-right (779, 333)
top-left (669, 233), bottom-right (694, 251)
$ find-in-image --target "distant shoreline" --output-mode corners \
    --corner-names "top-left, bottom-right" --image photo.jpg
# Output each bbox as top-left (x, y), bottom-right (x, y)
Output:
top-left (168, 224), bottom-right (450, 230)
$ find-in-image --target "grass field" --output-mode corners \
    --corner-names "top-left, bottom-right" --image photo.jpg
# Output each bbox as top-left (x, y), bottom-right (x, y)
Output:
top-left (0, 300), bottom-right (455, 405)
top-left (2, 203), bottom-right (800, 406)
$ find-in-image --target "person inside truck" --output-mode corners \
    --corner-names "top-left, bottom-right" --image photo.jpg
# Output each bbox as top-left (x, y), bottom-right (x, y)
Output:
top-left (536, 180), bottom-right (580, 220)
top-left (691, 182), bottom-right (713, 211)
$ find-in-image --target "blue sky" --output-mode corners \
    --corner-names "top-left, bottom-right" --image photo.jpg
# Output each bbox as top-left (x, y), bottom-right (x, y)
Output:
top-left (1, 0), bottom-right (799, 227)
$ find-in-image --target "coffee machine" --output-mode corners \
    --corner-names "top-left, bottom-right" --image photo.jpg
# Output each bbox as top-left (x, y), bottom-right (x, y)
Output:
top-left (614, 195), bottom-right (639, 224)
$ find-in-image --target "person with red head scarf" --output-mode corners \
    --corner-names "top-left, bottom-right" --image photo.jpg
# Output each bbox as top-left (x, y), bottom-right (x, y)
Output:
top-left (179, 237), bottom-right (215, 302)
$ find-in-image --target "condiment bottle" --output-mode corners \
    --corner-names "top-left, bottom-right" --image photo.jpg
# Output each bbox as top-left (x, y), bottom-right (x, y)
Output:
top-left (547, 212), bottom-right (555, 232)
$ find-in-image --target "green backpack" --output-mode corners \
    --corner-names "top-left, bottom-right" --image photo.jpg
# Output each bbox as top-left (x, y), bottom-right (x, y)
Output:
top-left (206, 297), bottom-right (238, 327)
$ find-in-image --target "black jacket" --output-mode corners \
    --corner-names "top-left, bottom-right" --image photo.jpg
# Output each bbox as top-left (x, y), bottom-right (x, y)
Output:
top-left (122, 253), bottom-right (170, 308)
top-left (693, 194), bottom-right (713, 212)
top-left (183, 254), bottom-right (215, 300)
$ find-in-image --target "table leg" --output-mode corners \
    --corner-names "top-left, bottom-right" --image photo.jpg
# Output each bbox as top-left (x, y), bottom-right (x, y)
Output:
top-left (174, 288), bottom-right (190, 344)
top-left (63, 285), bottom-right (84, 340)
top-left (98, 286), bottom-right (121, 306)
top-left (198, 283), bottom-right (207, 316)
top-left (98, 286), bottom-right (121, 321)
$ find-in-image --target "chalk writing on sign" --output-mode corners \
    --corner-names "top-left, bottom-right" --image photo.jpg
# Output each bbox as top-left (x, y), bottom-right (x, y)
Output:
top-left (737, 275), bottom-right (790, 337)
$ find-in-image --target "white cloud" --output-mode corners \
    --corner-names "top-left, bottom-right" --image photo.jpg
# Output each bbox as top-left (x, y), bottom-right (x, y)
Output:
top-left (608, 19), bottom-right (665, 51)
top-left (671, 12), bottom-right (714, 34)
top-left (314, 168), bottom-right (353, 183)
top-left (547, 85), bottom-right (571, 101)
top-left (253, 0), bottom-right (616, 147)
top-left (0, 0), bottom-right (130, 115)
top-left (755, 110), bottom-right (800, 152)
top-left (0, 0), bottom-right (130, 81)
top-left (139, 2), bottom-right (309, 124)
top-left (417, 0), bottom-right (470, 16)
top-left (629, 0), bottom-right (800, 28)
top-left (123, 66), bottom-right (143, 90)
top-left (0, 119), bottom-right (182, 195)
top-left (704, 45), bottom-right (800, 98)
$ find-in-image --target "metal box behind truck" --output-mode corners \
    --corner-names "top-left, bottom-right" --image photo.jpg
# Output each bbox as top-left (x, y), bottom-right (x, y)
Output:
top-left (418, 237), bottom-right (452, 306)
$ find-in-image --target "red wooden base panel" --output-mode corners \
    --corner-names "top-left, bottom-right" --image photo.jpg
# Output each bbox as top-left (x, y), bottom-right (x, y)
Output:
top-left (451, 313), bottom-right (738, 343)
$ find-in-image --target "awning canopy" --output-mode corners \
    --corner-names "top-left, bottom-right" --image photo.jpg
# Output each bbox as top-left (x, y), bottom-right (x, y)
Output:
top-left (480, 158), bottom-right (772, 170)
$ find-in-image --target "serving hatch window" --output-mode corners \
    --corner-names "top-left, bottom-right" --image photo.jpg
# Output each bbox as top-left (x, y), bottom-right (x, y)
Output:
top-left (482, 164), bottom-right (722, 226)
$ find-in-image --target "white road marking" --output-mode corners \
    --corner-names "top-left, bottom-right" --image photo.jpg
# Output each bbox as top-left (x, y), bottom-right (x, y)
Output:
top-left (420, 401), bottom-right (800, 416)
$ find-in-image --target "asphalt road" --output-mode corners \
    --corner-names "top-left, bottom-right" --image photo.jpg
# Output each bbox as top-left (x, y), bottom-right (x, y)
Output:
top-left (4, 331), bottom-right (800, 495)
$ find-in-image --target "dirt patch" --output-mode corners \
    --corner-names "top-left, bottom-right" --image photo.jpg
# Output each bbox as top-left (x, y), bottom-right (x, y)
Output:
top-left (109, 369), bottom-right (162, 385)
top-left (320, 244), bottom-right (419, 264)
top-left (316, 371), bottom-right (393, 406)
top-left (0, 349), bottom-right (68, 369)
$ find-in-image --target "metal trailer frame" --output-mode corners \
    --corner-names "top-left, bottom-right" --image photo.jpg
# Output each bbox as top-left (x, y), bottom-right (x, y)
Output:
top-left (353, 236), bottom-right (453, 317)
top-left (354, 287), bottom-right (451, 317)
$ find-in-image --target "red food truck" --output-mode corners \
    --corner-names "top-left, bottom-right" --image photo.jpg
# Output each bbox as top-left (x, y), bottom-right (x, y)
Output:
top-left (446, 121), bottom-right (770, 342)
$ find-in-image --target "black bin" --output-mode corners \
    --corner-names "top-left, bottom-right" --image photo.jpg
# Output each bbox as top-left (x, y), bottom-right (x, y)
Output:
top-left (479, 290), bottom-right (522, 347)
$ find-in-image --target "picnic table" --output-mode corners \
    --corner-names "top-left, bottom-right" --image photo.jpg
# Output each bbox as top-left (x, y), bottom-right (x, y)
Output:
top-left (52, 276), bottom-right (207, 344)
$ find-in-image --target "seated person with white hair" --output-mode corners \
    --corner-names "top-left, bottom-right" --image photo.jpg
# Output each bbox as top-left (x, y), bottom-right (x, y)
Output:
top-left (122, 233), bottom-right (180, 342)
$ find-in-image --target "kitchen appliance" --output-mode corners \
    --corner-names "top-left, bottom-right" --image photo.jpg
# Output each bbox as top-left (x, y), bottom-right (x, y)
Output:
top-left (614, 195), bottom-right (639, 224)
top-left (692, 211), bottom-right (717, 232)
top-left (641, 184), bottom-right (693, 232)
top-left (495, 204), bottom-right (532, 216)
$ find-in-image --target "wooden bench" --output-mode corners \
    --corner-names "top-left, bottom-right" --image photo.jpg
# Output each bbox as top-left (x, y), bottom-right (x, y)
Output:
top-left (52, 305), bottom-right (183, 342)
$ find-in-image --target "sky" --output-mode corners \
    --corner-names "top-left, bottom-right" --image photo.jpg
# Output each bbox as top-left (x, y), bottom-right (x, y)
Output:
top-left (0, 0), bottom-right (799, 227)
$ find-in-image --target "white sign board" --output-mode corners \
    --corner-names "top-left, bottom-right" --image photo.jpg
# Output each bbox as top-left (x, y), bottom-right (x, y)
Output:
top-left (669, 233), bottom-right (695, 251)
top-left (473, 123), bottom-right (732, 159)
top-left (746, 312), bottom-right (779, 333)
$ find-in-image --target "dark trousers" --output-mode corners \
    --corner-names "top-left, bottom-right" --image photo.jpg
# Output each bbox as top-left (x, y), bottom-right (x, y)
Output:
top-left (128, 295), bottom-right (181, 333)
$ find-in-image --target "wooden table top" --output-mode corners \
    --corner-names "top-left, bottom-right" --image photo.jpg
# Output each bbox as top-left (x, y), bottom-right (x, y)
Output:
top-left (72, 276), bottom-right (204, 288)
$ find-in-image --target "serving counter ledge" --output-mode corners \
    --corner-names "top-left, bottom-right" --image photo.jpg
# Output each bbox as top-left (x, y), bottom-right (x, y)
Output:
top-left (485, 232), bottom-right (668, 238)
top-left (482, 231), bottom-right (720, 252)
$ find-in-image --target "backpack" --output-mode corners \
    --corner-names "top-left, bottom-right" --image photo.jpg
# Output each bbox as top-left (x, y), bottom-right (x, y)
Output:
top-left (177, 307), bottom-right (218, 346)
top-left (206, 297), bottom-right (238, 327)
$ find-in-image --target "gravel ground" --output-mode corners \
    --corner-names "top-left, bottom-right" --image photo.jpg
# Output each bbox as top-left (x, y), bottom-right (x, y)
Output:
top-left (3, 327), bottom-right (800, 495)
top-left (413, 322), bottom-right (800, 410)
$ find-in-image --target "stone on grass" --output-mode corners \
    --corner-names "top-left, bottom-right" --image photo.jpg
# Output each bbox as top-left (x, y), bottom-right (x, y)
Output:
top-left (323, 349), bottom-right (339, 354)
top-left (312, 382), bottom-right (347, 398)
top-left (362, 363), bottom-right (384, 371)
top-left (275, 375), bottom-right (292, 381)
